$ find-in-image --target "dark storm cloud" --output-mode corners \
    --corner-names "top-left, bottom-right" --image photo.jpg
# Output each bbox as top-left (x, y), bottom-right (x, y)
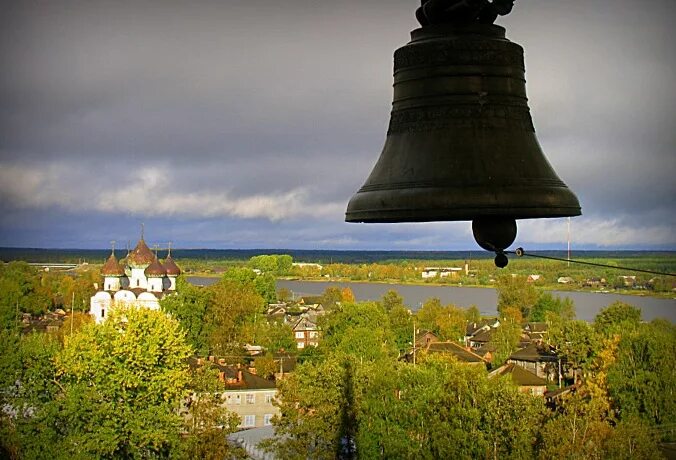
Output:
top-left (0, 0), bottom-right (674, 249)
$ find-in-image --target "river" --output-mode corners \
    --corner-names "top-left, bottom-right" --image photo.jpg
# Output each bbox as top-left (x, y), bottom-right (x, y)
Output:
top-left (187, 277), bottom-right (675, 322)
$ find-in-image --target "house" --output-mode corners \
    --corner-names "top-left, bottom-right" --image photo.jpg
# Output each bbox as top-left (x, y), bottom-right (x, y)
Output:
top-left (421, 267), bottom-right (463, 279)
top-left (188, 358), bottom-right (280, 430)
top-left (557, 277), bottom-right (575, 284)
top-left (523, 322), bottom-right (549, 343)
top-left (489, 363), bottom-right (548, 396)
top-left (527, 274), bottom-right (542, 283)
top-left (618, 275), bottom-right (636, 287)
top-left (469, 328), bottom-right (494, 350)
top-left (218, 365), bottom-right (279, 429)
top-left (584, 277), bottom-right (607, 288)
top-left (424, 341), bottom-right (487, 366)
top-left (507, 343), bottom-right (560, 383)
top-left (415, 330), bottom-right (439, 348)
top-left (473, 343), bottom-right (495, 363)
top-left (464, 319), bottom-right (499, 347)
top-left (292, 318), bottom-right (320, 349)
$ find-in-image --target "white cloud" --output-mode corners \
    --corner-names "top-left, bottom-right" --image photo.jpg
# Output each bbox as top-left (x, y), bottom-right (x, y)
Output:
top-left (517, 217), bottom-right (676, 247)
top-left (0, 162), bottom-right (343, 222)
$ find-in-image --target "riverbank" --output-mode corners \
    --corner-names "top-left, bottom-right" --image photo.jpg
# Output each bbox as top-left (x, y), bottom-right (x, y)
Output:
top-left (187, 276), bottom-right (676, 323)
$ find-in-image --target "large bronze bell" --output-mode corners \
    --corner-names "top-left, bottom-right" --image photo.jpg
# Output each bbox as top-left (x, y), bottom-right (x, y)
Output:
top-left (345, 1), bottom-right (581, 266)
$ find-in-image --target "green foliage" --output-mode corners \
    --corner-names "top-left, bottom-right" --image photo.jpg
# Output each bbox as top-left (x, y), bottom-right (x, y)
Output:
top-left (594, 301), bottom-right (642, 337)
top-left (380, 289), bottom-right (404, 312)
top-left (267, 355), bottom-right (351, 459)
top-left (530, 292), bottom-right (575, 322)
top-left (160, 276), bottom-right (211, 354)
top-left (252, 321), bottom-right (296, 353)
top-left (254, 273), bottom-right (277, 304)
top-left (0, 261), bottom-right (52, 317)
top-left (222, 268), bottom-right (276, 304)
top-left (607, 320), bottom-right (676, 428)
top-left (48, 308), bottom-right (193, 458)
top-left (489, 319), bottom-right (522, 367)
top-left (603, 416), bottom-right (663, 459)
top-left (248, 254), bottom-right (293, 275)
top-left (388, 304), bottom-right (413, 353)
top-left (320, 302), bottom-right (397, 362)
top-left (465, 304), bottom-right (482, 323)
top-left (179, 363), bottom-right (241, 460)
top-left (320, 286), bottom-right (343, 310)
top-left (550, 320), bottom-right (599, 374)
top-left (2, 309), bottom-right (194, 458)
top-left (275, 355), bottom-right (545, 459)
top-left (207, 279), bottom-right (266, 355)
top-left (537, 393), bottom-right (612, 459)
top-left (414, 298), bottom-right (471, 342)
top-left (497, 275), bottom-right (539, 318)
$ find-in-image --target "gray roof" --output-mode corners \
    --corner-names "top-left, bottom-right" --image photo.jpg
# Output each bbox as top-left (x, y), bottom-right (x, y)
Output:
top-left (509, 343), bottom-right (558, 363)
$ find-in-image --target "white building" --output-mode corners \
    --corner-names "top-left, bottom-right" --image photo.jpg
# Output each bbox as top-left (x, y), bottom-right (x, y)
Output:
top-left (89, 237), bottom-right (181, 323)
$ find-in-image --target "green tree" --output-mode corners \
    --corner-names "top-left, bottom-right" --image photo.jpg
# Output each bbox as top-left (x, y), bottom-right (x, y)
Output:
top-left (160, 276), bottom-right (211, 354)
top-left (254, 273), bottom-right (278, 304)
top-left (249, 255), bottom-right (279, 273)
top-left (607, 319), bottom-right (676, 428)
top-left (496, 275), bottom-right (539, 319)
top-left (321, 286), bottom-right (343, 310)
top-left (594, 301), bottom-right (642, 337)
top-left (388, 304), bottom-right (413, 353)
top-left (253, 353), bottom-right (279, 380)
top-left (320, 302), bottom-right (397, 362)
top-left (530, 292), bottom-right (575, 322)
top-left (267, 355), bottom-right (352, 459)
top-left (489, 314), bottom-right (522, 367)
top-left (207, 279), bottom-right (266, 355)
top-left (180, 363), bottom-right (242, 460)
top-left (550, 320), bottom-right (599, 381)
top-left (603, 416), bottom-right (662, 459)
top-left (222, 267), bottom-right (276, 304)
top-left (358, 356), bottom-right (543, 458)
top-left (0, 261), bottom-right (52, 316)
top-left (465, 305), bottom-right (482, 323)
top-left (537, 392), bottom-right (612, 459)
top-left (381, 289), bottom-right (404, 312)
top-left (50, 307), bottom-right (194, 458)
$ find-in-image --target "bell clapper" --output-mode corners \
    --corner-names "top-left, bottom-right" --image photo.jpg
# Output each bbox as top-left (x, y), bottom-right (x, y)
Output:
top-left (471, 217), bottom-right (517, 268)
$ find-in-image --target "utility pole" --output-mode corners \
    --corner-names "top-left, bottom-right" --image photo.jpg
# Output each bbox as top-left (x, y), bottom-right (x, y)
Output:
top-left (412, 320), bottom-right (416, 367)
top-left (71, 292), bottom-right (75, 337)
top-left (567, 217), bottom-right (571, 267)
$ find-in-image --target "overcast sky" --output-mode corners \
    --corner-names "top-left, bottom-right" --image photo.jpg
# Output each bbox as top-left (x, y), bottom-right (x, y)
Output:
top-left (1, 0), bottom-right (674, 251)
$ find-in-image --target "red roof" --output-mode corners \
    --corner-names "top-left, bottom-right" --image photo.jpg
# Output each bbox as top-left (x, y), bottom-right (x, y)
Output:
top-left (145, 257), bottom-right (167, 277)
top-left (163, 255), bottom-right (181, 276)
top-left (127, 239), bottom-right (155, 267)
top-left (101, 253), bottom-right (125, 276)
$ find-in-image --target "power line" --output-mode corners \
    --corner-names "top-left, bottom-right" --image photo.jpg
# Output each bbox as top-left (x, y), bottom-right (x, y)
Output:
top-left (507, 248), bottom-right (676, 277)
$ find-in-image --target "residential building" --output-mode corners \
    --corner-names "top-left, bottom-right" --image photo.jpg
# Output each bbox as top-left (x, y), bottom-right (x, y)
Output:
top-left (204, 360), bottom-right (280, 430)
top-left (507, 343), bottom-right (560, 383)
top-left (489, 363), bottom-right (548, 396)
top-left (424, 341), bottom-right (487, 366)
top-left (292, 318), bottom-right (320, 349)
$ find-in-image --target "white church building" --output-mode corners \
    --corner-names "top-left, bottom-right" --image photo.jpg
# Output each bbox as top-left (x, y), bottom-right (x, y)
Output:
top-left (89, 237), bottom-right (181, 323)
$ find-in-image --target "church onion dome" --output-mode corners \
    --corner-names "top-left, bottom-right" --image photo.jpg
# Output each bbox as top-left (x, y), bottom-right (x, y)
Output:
top-left (127, 239), bottom-right (156, 268)
top-left (145, 257), bottom-right (167, 277)
top-left (101, 254), bottom-right (125, 276)
top-left (163, 255), bottom-right (181, 276)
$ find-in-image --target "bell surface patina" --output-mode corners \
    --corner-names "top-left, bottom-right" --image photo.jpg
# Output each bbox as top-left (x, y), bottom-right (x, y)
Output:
top-left (346, 0), bottom-right (581, 263)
